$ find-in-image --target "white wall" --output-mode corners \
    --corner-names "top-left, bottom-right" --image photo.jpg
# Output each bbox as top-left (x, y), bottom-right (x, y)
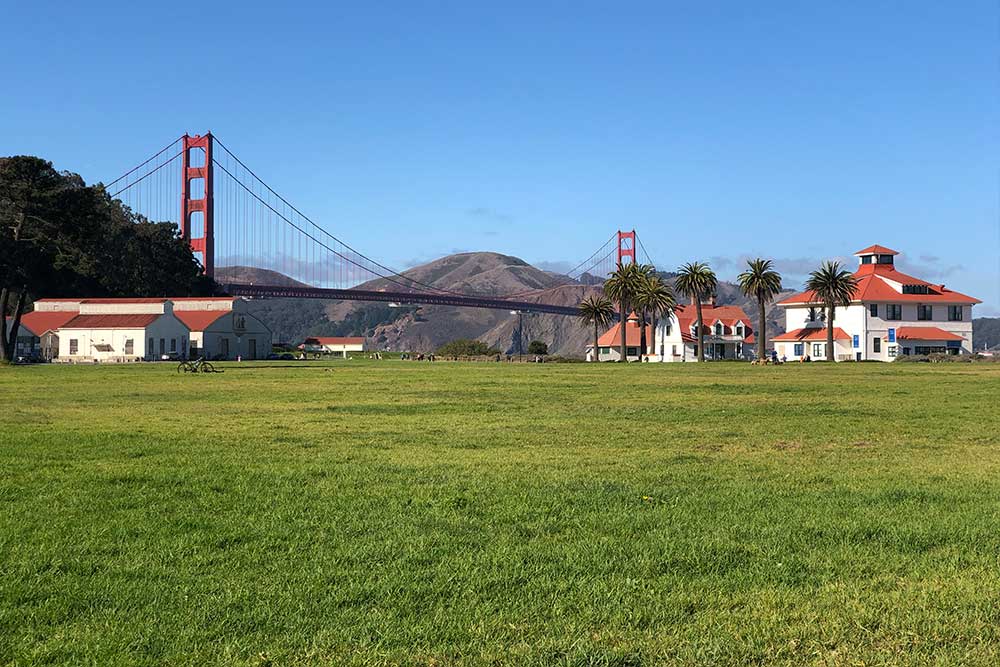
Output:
top-left (199, 311), bottom-right (272, 360)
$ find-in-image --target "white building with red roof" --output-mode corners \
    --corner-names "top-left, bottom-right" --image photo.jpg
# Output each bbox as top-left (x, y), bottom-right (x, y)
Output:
top-left (585, 313), bottom-right (654, 362)
top-left (301, 336), bottom-right (366, 357)
top-left (654, 302), bottom-right (754, 361)
top-left (586, 302), bottom-right (754, 362)
top-left (25, 296), bottom-right (271, 362)
top-left (775, 244), bottom-right (980, 361)
top-left (55, 299), bottom-right (190, 362)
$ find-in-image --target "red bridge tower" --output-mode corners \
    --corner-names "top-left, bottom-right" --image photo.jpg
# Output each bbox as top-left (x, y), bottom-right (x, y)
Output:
top-left (180, 133), bottom-right (214, 278)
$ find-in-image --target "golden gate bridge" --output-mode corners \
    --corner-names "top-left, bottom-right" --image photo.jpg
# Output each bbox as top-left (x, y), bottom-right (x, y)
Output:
top-left (105, 132), bottom-right (654, 316)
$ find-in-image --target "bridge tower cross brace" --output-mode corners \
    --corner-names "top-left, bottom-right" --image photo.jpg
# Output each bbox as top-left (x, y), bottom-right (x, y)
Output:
top-left (617, 230), bottom-right (636, 267)
top-left (180, 133), bottom-right (215, 278)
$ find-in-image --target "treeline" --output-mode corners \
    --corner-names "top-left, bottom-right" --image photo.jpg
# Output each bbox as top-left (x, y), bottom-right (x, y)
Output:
top-left (0, 156), bottom-right (212, 361)
top-left (973, 318), bottom-right (1000, 350)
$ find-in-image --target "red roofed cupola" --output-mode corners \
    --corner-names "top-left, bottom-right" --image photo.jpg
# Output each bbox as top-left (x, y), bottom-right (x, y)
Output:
top-left (854, 244), bottom-right (899, 268)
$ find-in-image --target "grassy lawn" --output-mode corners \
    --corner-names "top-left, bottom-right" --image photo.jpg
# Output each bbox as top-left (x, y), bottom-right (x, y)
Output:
top-left (2, 360), bottom-right (999, 666)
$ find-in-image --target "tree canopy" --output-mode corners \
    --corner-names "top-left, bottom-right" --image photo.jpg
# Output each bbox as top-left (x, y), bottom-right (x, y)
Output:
top-left (1, 155), bottom-right (213, 360)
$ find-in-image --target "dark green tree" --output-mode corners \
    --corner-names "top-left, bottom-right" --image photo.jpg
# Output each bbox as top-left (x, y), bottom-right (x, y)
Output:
top-left (527, 340), bottom-right (548, 355)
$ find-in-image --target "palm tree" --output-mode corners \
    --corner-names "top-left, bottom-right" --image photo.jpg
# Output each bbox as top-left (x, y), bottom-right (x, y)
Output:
top-left (578, 295), bottom-right (615, 362)
top-left (805, 260), bottom-right (859, 361)
top-left (634, 275), bottom-right (677, 359)
top-left (737, 258), bottom-right (783, 362)
top-left (604, 263), bottom-right (647, 362)
top-left (674, 262), bottom-right (718, 362)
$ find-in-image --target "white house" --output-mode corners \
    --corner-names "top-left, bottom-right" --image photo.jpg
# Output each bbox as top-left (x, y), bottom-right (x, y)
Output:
top-left (302, 336), bottom-right (365, 357)
top-left (57, 299), bottom-right (190, 362)
top-left (172, 297), bottom-right (271, 360)
top-left (775, 244), bottom-right (980, 361)
top-left (653, 303), bottom-right (755, 362)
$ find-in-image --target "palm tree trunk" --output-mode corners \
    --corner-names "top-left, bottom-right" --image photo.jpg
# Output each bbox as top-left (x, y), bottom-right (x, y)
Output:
top-left (695, 297), bottom-right (704, 362)
top-left (619, 301), bottom-right (627, 362)
top-left (826, 303), bottom-right (836, 361)
top-left (638, 312), bottom-right (647, 362)
top-left (650, 314), bottom-right (657, 359)
top-left (593, 321), bottom-right (599, 362)
top-left (757, 295), bottom-right (766, 362)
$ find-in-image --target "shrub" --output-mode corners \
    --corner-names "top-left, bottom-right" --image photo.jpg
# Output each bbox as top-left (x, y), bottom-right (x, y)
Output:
top-left (436, 339), bottom-right (499, 357)
top-left (527, 340), bottom-right (548, 355)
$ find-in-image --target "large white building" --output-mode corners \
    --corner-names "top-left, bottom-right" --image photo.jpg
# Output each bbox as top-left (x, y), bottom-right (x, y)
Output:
top-left (19, 296), bottom-right (272, 362)
top-left (171, 297), bottom-right (272, 361)
top-left (585, 303), bottom-right (754, 362)
top-left (56, 299), bottom-right (190, 362)
top-left (775, 244), bottom-right (980, 361)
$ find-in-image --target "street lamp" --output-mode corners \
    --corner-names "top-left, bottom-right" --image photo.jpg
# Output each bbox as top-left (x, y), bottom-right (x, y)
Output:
top-left (510, 310), bottom-right (525, 362)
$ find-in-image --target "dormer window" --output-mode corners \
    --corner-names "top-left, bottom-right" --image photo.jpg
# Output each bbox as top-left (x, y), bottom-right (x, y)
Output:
top-left (736, 325), bottom-right (744, 337)
top-left (714, 323), bottom-right (723, 336)
top-left (902, 284), bottom-right (929, 295)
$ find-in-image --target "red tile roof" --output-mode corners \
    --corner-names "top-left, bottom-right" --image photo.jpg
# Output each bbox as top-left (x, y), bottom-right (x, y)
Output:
top-left (854, 244), bottom-right (899, 256)
top-left (773, 327), bottom-right (851, 342)
top-left (895, 327), bottom-right (964, 341)
top-left (174, 310), bottom-right (229, 331)
top-left (305, 336), bottom-right (365, 345)
top-left (62, 314), bottom-right (167, 329)
top-left (778, 270), bottom-right (980, 306)
top-left (674, 304), bottom-right (752, 336)
top-left (596, 320), bottom-right (654, 347)
top-left (12, 311), bottom-right (78, 335)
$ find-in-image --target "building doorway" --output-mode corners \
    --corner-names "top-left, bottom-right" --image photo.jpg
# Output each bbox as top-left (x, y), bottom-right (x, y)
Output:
top-left (249, 339), bottom-right (257, 360)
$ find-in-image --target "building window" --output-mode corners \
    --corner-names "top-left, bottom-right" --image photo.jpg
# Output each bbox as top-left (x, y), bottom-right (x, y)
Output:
top-left (869, 304), bottom-right (878, 317)
top-left (714, 323), bottom-right (723, 335)
top-left (69, 339), bottom-right (78, 355)
top-left (873, 337), bottom-right (881, 353)
top-left (861, 255), bottom-right (872, 265)
top-left (626, 347), bottom-right (637, 356)
top-left (948, 306), bottom-right (963, 321)
top-left (149, 338), bottom-right (154, 356)
top-left (599, 346), bottom-right (610, 355)
top-left (884, 304), bottom-right (901, 320)
top-left (124, 339), bottom-right (134, 355)
top-left (671, 345), bottom-right (678, 356)
top-left (794, 343), bottom-right (804, 357)
top-left (903, 284), bottom-right (929, 295)
top-left (888, 345), bottom-right (897, 358)
top-left (878, 254), bottom-right (894, 265)
top-left (812, 343), bottom-right (823, 357)
top-left (170, 338), bottom-right (177, 352)
top-left (917, 305), bottom-right (932, 321)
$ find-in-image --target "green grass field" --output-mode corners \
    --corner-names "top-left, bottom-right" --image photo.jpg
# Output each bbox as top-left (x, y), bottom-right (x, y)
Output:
top-left (2, 361), bottom-right (999, 666)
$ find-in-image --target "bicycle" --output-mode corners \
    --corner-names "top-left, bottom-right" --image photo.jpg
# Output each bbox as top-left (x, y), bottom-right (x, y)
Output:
top-left (177, 357), bottom-right (219, 373)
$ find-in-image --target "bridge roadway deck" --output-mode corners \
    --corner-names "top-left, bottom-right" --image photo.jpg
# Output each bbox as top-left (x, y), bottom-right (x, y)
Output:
top-left (221, 283), bottom-right (581, 316)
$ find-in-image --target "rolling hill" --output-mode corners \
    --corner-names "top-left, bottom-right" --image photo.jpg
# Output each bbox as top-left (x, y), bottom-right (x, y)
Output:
top-left (221, 252), bottom-right (801, 357)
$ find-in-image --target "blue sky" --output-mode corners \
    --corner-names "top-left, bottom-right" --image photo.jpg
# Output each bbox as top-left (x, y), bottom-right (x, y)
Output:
top-left (3, 2), bottom-right (998, 312)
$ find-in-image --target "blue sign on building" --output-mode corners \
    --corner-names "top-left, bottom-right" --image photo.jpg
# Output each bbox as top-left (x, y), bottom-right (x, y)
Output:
top-left (888, 328), bottom-right (896, 343)
top-left (853, 335), bottom-right (859, 348)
